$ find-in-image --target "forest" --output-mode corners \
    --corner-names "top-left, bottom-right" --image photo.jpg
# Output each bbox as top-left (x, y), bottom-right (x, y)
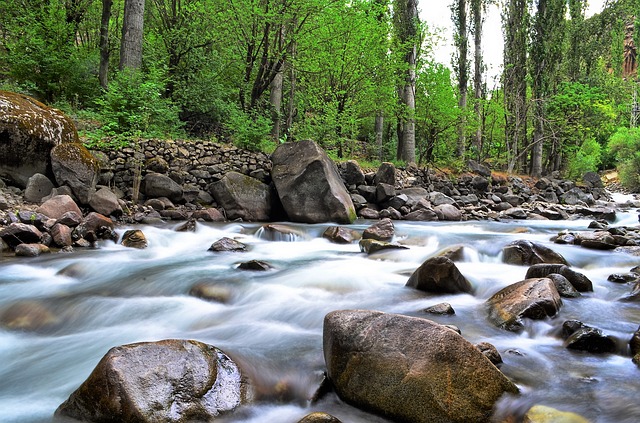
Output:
top-left (2, 0), bottom-right (640, 189)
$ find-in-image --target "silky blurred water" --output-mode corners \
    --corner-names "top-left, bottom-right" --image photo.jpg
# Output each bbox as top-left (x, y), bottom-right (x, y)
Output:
top-left (1, 207), bottom-right (639, 422)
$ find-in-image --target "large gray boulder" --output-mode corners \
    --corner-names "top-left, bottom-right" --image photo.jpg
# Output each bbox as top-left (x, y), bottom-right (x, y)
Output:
top-left (271, 140), bottom-right (356, 224)
top-left (142, 172), bottom-right (183, 203)
top-left (50, 143), bottom-right (99, 204)
top-left (55, 339), bottom-right (253, 422)
top-left (0, 91), bottom-right (78, 188)
top-left (209, 171), bottom-right (272, 221)
top-left (486, 278), bottom-right (563, 331)
top-left (24, 173), bottom-right (54, 203)
top-left (323, 310), bottom-right (518, 423)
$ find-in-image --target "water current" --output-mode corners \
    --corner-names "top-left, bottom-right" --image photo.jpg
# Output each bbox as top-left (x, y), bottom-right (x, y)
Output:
top-left (1, 197), bottom-right (639, 422)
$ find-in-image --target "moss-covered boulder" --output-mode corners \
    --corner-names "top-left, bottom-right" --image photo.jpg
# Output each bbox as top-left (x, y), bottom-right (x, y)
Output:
top-left (209, 171), bottom-right (273, 221)
top-left (0, 91), bottom-right (78, 187)
top-left (50, 143), bottom-right (100, 204)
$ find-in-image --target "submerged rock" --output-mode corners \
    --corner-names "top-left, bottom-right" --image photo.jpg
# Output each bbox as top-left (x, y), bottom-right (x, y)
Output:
top-left (209, 237), bottom-right (247, 252)
top-left (362, 217), bottom-right (394, 241)
top-left (55, 339), bottom-right (253, 422)
top-left (322, 226), bottom-right (361, 244)
top-left (323, 310), bottom-right (518, 423)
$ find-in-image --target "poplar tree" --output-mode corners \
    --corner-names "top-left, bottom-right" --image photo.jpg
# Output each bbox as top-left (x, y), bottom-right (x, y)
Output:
top-left (452, 0), bottom-right (469, 158)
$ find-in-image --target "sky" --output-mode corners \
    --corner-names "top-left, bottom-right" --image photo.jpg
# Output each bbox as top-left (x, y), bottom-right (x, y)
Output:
top-left (423, 0), bottom-right (607, 85)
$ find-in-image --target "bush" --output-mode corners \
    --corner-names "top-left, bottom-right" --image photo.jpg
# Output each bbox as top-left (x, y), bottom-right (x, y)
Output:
top-left (91, 68), bottom-right (183, 139)
top-left (566, 138), bottom-right (602, 180)
top-left (227, 107), bottom-right (274, 152)
top-left (607, 127), bottom-right (640, 191)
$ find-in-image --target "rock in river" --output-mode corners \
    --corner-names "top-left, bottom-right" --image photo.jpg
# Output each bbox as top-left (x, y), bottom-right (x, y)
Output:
top-left (323, 310), bottom-right (518, 423)
top-left (55, 339), bottom-right (253, 422)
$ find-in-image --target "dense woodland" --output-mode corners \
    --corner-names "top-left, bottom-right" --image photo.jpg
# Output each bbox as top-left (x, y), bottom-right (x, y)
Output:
top-left (2, 0), bottom-right (640, 189)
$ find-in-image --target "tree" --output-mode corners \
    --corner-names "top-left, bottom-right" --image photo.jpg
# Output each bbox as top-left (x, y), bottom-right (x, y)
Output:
top-left (99, 0), bottom-right (112, 89)
top-left (530, 0), bottom-right (566, 177)
top-left (470, 0), bottom-right (486, 158)
top-left (502, 0), bottom-right (529, 173)
top-left (393, 0), bottom-right (419, 164)
top-left (120, 0), bottom-right (145, 69)
top-left (452, 0), bottom-right (469, 158)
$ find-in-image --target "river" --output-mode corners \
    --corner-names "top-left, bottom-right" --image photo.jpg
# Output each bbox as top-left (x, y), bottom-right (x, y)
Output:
top-left (1, 199), bottom-right (639, 423)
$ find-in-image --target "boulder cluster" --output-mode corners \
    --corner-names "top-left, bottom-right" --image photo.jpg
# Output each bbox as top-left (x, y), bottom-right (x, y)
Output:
top-left (340, 159), bottom-right (619, 223)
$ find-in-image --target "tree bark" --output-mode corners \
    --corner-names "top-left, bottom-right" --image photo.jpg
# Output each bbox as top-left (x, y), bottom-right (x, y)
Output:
top-left (375, 110), bottom-right (384, 161)
top-left (119, 0), bottom-right (145, 70)
top-left (454, 0), bottom-right (468, 158)
top-left (270, 61), bottom-right (284, 141)
top-left (99, 0), bottom-right (112, 89)
top-left (393, 0), bottom-right (418, 165)
top-left (471, 0), bottom-right (483, 159)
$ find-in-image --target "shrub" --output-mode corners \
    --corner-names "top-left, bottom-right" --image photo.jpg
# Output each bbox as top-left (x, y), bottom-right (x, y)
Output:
top-left (566, 138), bottom-right (602, 180)
top-left (607, 127), bottom-right (640, 191)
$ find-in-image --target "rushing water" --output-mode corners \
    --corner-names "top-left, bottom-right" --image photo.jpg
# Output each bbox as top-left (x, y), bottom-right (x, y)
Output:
top-left (1, 202), bottom-right (640, 423)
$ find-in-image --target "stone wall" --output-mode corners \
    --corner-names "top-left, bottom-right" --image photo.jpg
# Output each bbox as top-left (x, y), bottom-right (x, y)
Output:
top-left (93, 139), bottom-right (272, 201)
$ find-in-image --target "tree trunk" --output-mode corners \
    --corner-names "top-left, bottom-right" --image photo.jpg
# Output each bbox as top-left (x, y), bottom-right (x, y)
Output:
top-left (119, 0), bottom-right (145, 70)
top-left (270, 65), bottom-right (284, 141)
top-left (375, 110), bottom-right (384, 161)
top-left (471, 0), bottom-right (483, 159)
top-left (393, 0), bottom-right (418, 165)
top-left (99, 0), bottom-right (112, 89)
top-left (454, 0), bottom-right (468, 158)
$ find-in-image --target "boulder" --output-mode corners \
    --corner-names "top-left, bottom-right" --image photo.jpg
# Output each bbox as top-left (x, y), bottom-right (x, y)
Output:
top-left (72, 212), bottom-right (116, 243)
top-left (36, 194), bottom-right (82, 220)
top-left (362, 218), bottom-right (394, 241)
top-left (0, 222), bottom-right (43, 248)
top-left (15, 243), bottom-right (50, 257)
top-left (341, 160), bottom-right (365, 186)
top-left (562, 321), bottom-right (617, 354)
top-left (423, 302), bottom-right (455, 315)
top-left (486, 278), bottom-right (563, 331)
top-left (373, 162), bottom-right (396, 186)
top-left (50, 143), bottom-right (100, 204)
top-left (142, 172), bottom-right (183, 203)
top-left (525, 263), bottom-right (593, 292)
top-left (0, 91), bottom-right (78, 187)
top-left (322, 226), bottom-right (361, 244)
top-left (502, 240), bottom-right (568, 265)
top-left (575, 231), bottom-right (617, 250)
top-left (271, 140), bottom-right (356, 224)
top-left (434, 203), bottom-right (463, 221)
top-left (24, 173), bottom-right (54, 203)
top-left (406, 256), bottom-right (473, 294)
top-left (50, 223), bottom-right (73, 247)
top-left (209, 171), bottom-right (272, 221)
top-left (475, 342), bottom-right (503, 366)
top-left (404, 208), bottom-right (439, 221)
top-left (189, 284), bottom-right (232, 303)
top-left (524, 405), bottom-right (590, 423)
top-left (0, 300), bottom-right (59, 331)
top-left (358, 239), bottom-right (408, 254)
top-left (55, 339), bottom-right (252, 422)
top-left (323, 310), bottom-right (518, 423)
top-left (191, 208), bottom-right (225, 222)
top-left (209, 237), bottom-right (247, 252)
top-left (237, 260), bottom-right (272, 271)
top-left (121, 229), bottom-right (148, 249)
top-left (297, 412), bottom-right (342, 423)
top-left (89, 187), bottom-right (122, 216)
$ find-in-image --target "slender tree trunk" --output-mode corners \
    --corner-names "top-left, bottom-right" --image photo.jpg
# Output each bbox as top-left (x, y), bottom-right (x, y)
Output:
top-left (454, 0), bottom-right (468, 158)
top-left (99, 0), bottom-right (112, 89)
top-left (270, 65), bottom-right (284, 141)
top-left (471, 0), bottom-right (483, 159)
top-left (119, 0), bottom-right (145, 70)
top-left (284, 28), bottom-right (297, 141)
top-left (375, 110), bottom-right (384, 161)
top-left (393, 0), bottom-right (418, 165)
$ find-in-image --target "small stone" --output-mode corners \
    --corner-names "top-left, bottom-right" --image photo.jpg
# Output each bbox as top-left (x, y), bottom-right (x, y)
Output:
top-left (209, 237), bottom-right (247, 252)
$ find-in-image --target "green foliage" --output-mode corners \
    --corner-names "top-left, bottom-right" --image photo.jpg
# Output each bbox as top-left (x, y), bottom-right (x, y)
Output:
top-left (92, 68), bottom-right (183, 139)
top-left (227, 107), bottom-right (274, 152)
top-left (566, 137), bottom-right (602, 180)
top-left (607, 126), bottom-right (640, 191)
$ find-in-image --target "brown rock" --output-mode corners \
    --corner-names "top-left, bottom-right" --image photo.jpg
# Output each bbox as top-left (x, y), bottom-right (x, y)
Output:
top-left (362, 217), bottom-right (394, 241)
top-left (297, 412), bottom-right (342, 423)
top-left (50, 143), bottom-right (100, 204)
top-left (55, 339), bottom-right (253, 422)
top-left (209, 237), bottom-right (247, 252)
top-left (486, 278), bottom-right (563, 331)
top-left (121, 229), bottom-right (148, 249)
top-left (322, 226), bottom-right (361, 244)
top-left (0, 222), bottom-right (43, 248)
top-left (37, 194), bottom-right (82, 220)
top-left (15, 243), bottom-right (50, 256)
top-left (407, 256), bottom-right (473, 294)
top-left (323, 310), bottom-right (518, 423)
top-left (502, 240), bottom-right (568, 265)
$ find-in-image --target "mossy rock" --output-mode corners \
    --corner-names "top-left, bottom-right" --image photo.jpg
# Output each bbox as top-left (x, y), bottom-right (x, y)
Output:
top-left (0, 91), bottom-right (78, 187)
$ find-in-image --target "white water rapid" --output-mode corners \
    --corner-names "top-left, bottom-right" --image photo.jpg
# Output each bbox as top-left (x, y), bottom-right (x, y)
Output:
top-left (1, 207), bottom-right (640, 422)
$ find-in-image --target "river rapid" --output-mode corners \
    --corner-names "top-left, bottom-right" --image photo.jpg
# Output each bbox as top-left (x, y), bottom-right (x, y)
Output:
top-left (1, 200), bottom-right (640, 423)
